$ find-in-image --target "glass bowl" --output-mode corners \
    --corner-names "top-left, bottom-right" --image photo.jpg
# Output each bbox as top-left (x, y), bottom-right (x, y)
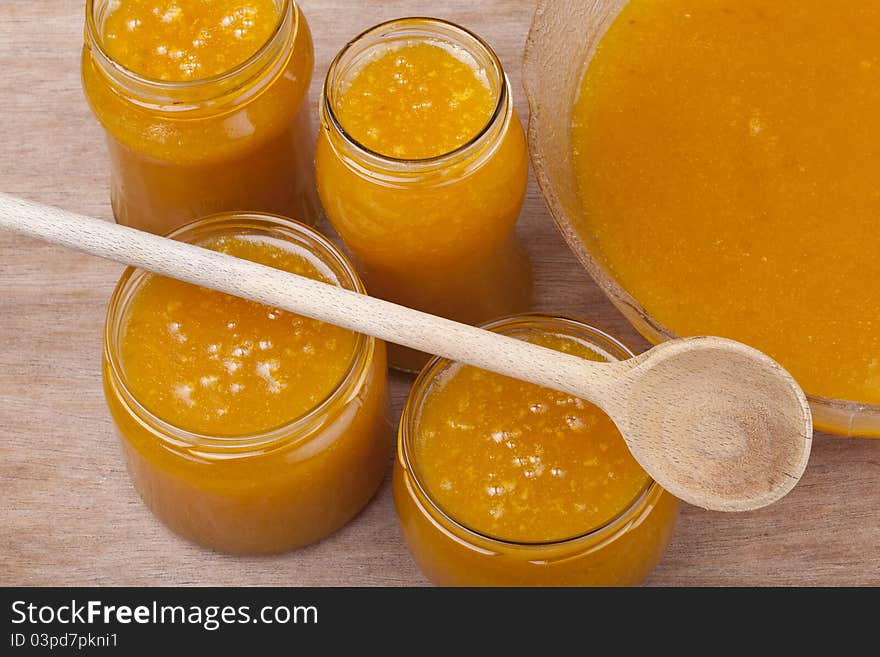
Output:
top-left (522, 0), bottom-right (880, 438)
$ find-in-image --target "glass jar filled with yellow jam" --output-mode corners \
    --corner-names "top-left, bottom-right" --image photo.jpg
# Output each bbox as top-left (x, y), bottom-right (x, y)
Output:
top-left (394, 315), bottom-right (679, 586)
top-left (103, 213), bottom-right (390, 554)
top-left (82, 0), bottom-right (318, 235)
top-left (316, 18), bottom-right (532, 372)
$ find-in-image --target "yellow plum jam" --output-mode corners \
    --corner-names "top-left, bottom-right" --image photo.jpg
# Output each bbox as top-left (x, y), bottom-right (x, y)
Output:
top-left (103, 213), bottom-right (390, 554)
top-left (83, 0), bottom-right (319, 234)
top-left (572, 0), bottom-right (880, 416)
top-left (317, 18), bottom-right (532, 371)
top-left (394, 315), bottom-right (679, 586)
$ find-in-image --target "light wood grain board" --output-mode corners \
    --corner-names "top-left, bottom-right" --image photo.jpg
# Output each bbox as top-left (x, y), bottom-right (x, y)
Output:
top-left (0, 0), bottom-right (877, 587)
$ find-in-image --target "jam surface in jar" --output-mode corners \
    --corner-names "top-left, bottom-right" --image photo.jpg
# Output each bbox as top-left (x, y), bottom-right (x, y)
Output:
top-left (317, 19), bottom-right (532, 371)
top-left (413, 332), bottom-right (649, 544)
top-left (101, 0), bottom-right (279, 81)
top-left (120, 235), bottom-right (357, 436)
top-left (335, 41), bottom-right (496, 159)
top-left (103, 215), bottom-right (389, 555)
top-left (394, 317), bottom-right (678, 586)
top-left (83, 0), bottom-right (318, 235)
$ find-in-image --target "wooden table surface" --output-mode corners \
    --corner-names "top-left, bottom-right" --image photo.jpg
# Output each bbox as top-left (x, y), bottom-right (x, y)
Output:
top-left (1, 0), bottom-right (878, 587)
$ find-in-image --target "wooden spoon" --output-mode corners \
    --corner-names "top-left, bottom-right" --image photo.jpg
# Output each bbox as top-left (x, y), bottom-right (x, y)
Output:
top-left (0, 193), bottom-right (812, 511)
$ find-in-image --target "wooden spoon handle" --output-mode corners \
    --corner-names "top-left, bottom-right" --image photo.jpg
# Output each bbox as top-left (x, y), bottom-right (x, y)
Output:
top-left (0, 193), bottom-right (615, 404)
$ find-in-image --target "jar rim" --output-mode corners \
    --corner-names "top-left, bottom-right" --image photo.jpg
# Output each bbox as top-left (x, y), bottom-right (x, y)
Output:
top-left (398, 313), bottom-right (661, 550)
top-left (321, 17), bottom-right (510, 169)
top-left (84, 0), bottom-right (297, 105)
top-left (103, 212), bottom-right (375, 457)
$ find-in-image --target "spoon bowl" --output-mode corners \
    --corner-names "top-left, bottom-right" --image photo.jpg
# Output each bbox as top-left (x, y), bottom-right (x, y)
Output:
top-left (607, 338), bottom-right (813, 511)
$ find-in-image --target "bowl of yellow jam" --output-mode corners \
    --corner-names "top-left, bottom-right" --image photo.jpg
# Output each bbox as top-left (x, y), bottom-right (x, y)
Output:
top-left (524, 0), bottom-right (880, 437)
top-left (103, 212), bottom-right (391, 554)
top-left (394, 315), bottom-right (679, 586)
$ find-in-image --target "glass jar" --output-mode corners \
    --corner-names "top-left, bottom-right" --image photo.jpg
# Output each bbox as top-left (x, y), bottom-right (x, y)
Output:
top-left (394, 315), bottom-right (679, 586)
top-left (316, 18), bottom-right (532, 372)
top-left (82, 0), bottom-right (319, 235)
top-left (102, 213), bottom-right (390, 554)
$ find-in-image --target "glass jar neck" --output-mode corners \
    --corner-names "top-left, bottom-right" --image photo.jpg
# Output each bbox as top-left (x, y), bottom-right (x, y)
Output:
top-left (103, 213), bottom-right (374, 460)
top-left (320, 17), bottom-right (513, 182)
top-left (84, 0), bottom-right (298, 113)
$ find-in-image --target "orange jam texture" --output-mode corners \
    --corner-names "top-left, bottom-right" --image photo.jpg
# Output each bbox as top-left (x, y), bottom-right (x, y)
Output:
top-left (335, 42), bottom-right (495, 159)
top-left (413, 331), bottom-right (649, 543)
top-left (316, 35), bottom-right (531, 370)
top-left (120, 235), bottom-right (357, 435)
top-left (101, 0), bottom-right (280, 81)
top-left (106, 227), bottom-right (390, 554)
top-left (83, 0), bottom-right (317, 235)
top-left (572, 0), bottom-right (880, 405)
